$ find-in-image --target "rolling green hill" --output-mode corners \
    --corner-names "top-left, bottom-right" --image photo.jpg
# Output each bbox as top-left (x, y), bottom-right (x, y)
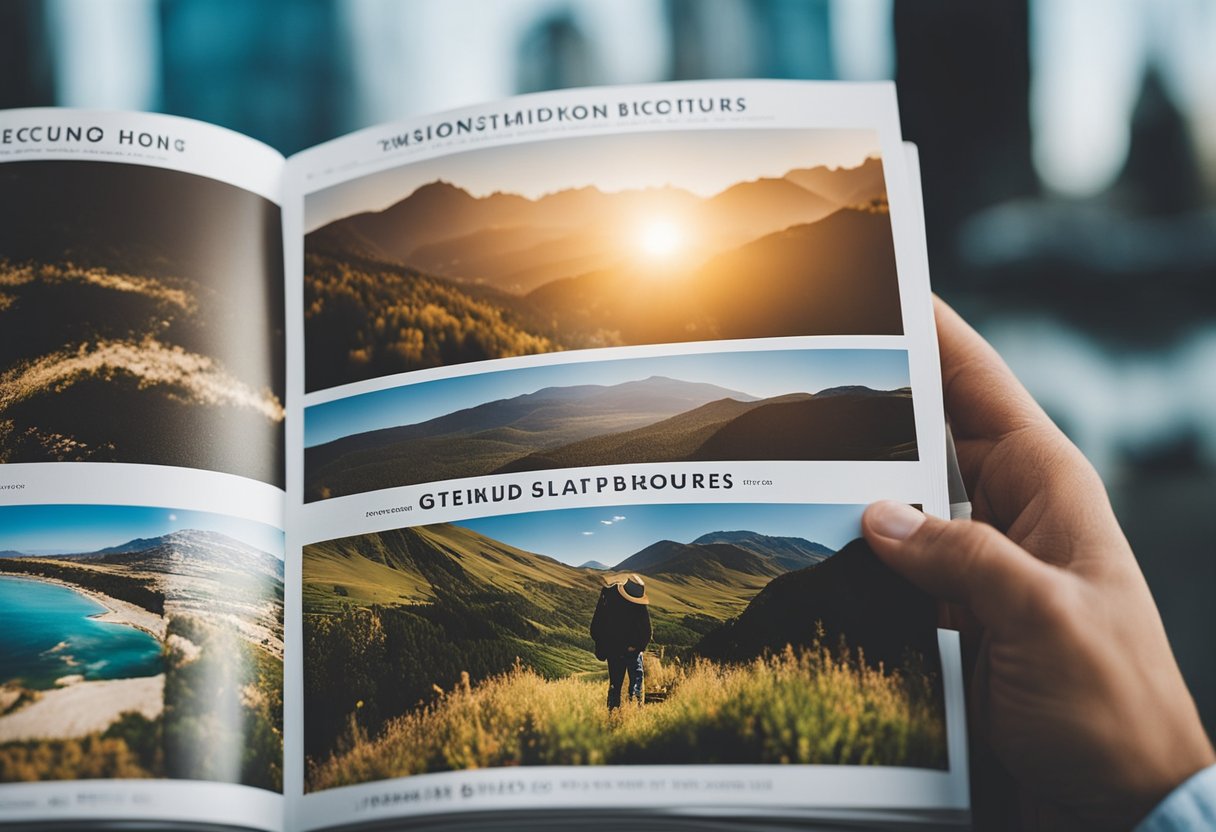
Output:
top-left (304, 523), bottom-right (598, 614)
top-left (303, 523), bottom-right (606, 759)
top-left (496, 387), bottom-right (915, 474)
top-left (611, 532), bottom-right (835, 621)
top-left (302, 521), bottom-right (772, 626)
top-left (692, 388), bottom-right (917, 461)
top-left (494, 396), bottom-right (778, 473)
top-left (303, 521), bottom-right (839, 674)
top-left (302, 251), bottom-right (561, 392)
top-left (301, 521), bottom-right (856, 766)
top-left (696, 537), bottom-right (938, 672)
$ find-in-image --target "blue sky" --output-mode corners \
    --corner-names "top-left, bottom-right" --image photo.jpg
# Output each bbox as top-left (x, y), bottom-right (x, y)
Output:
top-left (306, 348), bottom-right (909, 447)
top-left (458, 502), bottom-right (866, 567)
top-left (0, 505), bottom-right (284, 558)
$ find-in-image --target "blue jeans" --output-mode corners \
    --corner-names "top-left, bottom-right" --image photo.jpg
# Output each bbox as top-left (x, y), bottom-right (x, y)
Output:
top-left (606, 650), bottom-right (644, 709)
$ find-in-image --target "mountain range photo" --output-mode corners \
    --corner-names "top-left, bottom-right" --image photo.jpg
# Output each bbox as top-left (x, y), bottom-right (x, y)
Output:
top-left (305, 376), bottom-right (915, 501)
top-left (302, 503), bottom-right (945, 790)
top-left (303, 132), bottom-right (900, 392)
top-left (303, 348), bottom-right (917, 501)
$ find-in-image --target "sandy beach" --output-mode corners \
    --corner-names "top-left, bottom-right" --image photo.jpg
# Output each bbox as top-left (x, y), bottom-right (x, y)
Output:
top-left (0, 674), bottom-right (164, 742)
top-left (89, 594), bottom-right (166, 640)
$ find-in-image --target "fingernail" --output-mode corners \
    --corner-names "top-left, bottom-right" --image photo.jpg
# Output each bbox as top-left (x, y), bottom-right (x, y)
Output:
top-left (867, 501), bottom-right (926, 541)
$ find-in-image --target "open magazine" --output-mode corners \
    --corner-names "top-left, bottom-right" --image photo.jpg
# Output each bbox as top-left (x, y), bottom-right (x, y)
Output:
top-left (0, 80), bottom-right (969, 830)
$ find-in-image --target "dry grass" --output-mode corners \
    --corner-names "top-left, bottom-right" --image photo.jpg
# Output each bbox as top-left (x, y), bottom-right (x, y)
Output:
top-left (307, 643), bottom-right (944, 791)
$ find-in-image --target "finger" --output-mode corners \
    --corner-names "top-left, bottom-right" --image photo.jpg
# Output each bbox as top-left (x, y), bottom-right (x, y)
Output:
top-left (863, 501), bottom-right (1058, 636)
top-left (933, 296), bottom-right (1051, 443)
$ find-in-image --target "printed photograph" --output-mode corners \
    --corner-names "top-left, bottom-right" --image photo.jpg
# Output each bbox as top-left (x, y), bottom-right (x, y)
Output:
top-left (0, 161), bottom-right (285, 487)
top-left (305, 349), bottom-right (917, 501)
top-left (0, 505), bottom-right (284, 790)
top-left (304, 128), bottom-right (899, 392)
top-left (302, 503), bottom-right (944, 792)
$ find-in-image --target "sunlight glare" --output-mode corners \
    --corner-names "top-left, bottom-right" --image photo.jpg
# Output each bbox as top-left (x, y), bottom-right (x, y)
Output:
top-left (637, 218), bottom-right (685, 260)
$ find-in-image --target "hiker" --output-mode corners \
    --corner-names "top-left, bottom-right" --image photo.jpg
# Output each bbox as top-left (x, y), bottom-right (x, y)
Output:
top-left (590, 572), bottom-right (652, 709)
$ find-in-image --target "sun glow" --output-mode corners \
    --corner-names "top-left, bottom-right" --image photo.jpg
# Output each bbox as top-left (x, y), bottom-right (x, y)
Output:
top-left (636, 218), bottom-right (686, 260)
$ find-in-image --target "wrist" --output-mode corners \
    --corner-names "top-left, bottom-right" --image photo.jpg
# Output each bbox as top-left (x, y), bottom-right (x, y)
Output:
top-left (1105, 730), bottom-right (1216, 828)
top-left (1133, 688), bottom-right (1216, 821)
top-left (1134, 763), bottom-right (1216, 832)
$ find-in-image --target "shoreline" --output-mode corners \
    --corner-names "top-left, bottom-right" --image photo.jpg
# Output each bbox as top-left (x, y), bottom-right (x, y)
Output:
top-left (0, 572), bottom-right (166, 641)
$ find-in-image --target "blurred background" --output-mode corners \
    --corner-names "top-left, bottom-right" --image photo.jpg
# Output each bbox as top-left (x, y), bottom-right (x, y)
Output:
top-left (3, 0), bottom-right (1212, 733)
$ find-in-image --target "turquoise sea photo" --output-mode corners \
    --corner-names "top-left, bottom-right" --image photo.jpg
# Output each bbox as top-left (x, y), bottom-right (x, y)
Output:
top-left (0, 576), bottom-right (162, 689)
top-left (0, 504), bottom-right (285, 789)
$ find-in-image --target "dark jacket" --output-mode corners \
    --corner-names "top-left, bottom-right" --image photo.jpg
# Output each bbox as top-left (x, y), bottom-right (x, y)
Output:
top-left (590, 586), bottom-right (651, 659)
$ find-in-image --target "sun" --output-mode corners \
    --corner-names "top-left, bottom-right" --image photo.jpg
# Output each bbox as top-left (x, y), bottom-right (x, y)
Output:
top-left (636, 218), bottom-right (685, 260)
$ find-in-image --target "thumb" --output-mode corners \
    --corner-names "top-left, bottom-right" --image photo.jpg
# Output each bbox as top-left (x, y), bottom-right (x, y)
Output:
top-left (862, 501), bottom-right (1056, 635)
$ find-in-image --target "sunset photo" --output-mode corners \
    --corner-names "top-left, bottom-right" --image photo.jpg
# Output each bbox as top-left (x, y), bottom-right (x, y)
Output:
top-left (0, 504), bottom-right (284, 790)
top-left (302, 502), bottom-right (944, 791)
top-left (303, 129), bottom-right (899, 392)
top-left (304, 348), bottom-right (917, 501)
top-left (0, 161), bottom-right (285, 486)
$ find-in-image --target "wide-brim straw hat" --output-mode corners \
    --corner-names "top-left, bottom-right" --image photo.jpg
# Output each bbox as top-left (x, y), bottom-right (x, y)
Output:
top-left (616, 573), bottom-right (649, 605)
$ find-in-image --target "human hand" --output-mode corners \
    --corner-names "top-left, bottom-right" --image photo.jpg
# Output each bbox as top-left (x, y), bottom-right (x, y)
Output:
top-left (863, 298), bottom-right (1214, 829)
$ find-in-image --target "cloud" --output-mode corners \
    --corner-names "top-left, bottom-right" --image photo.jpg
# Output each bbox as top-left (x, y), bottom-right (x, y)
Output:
top-left (581, 531), bottom-right (595, 536)
top-left (612, 515), bottom-right (626, 521)
top-left (600, 520), bottom-right (614, 525)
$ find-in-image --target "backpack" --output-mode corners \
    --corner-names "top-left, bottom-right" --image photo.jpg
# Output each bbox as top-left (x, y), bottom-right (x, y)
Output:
top-left (590, 585), bottom-right (614, 660)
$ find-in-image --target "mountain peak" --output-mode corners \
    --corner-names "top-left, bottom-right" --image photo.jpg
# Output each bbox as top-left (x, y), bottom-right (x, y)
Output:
top-left (813, 385), bottom-right (881, 398)
top-left (613, 530), bottom-right (832, 581)
top-left (388, 180), bottom-right (475, 211)
top-left (517, 375), bottom-right (755, 406)
top-left (94, 534), bottom-right (167, 555)
top-left (781, 157), bottom-right (886, 206)
top-left (614, 539), bottom-right (687, 574)
top-left (86, 529), bottom-right (282, 579)
top-left (690, 530), bottom-right (834, 569)
top-left (97, 528), bottom-right (232, 555)
top-left (411, 179), bottom-right (470, 198)
top-left (536, 183), bottom-right (604, 200)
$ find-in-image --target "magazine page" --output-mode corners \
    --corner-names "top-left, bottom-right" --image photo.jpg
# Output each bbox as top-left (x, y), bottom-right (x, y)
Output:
top-left (281, 80), bottom-right (967, 830)
top-left (0, 110), bottom-right (287, 831)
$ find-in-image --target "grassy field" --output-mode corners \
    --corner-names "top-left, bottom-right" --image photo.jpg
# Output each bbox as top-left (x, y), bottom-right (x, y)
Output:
top-left (303, 523), bottom-right (945, 791)
top-left (300, 525), bottom-right (768, 762)
top-left (306, 641), bottom-right (945, 792)
top-left (0, 713), bottom-right (162, 782)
